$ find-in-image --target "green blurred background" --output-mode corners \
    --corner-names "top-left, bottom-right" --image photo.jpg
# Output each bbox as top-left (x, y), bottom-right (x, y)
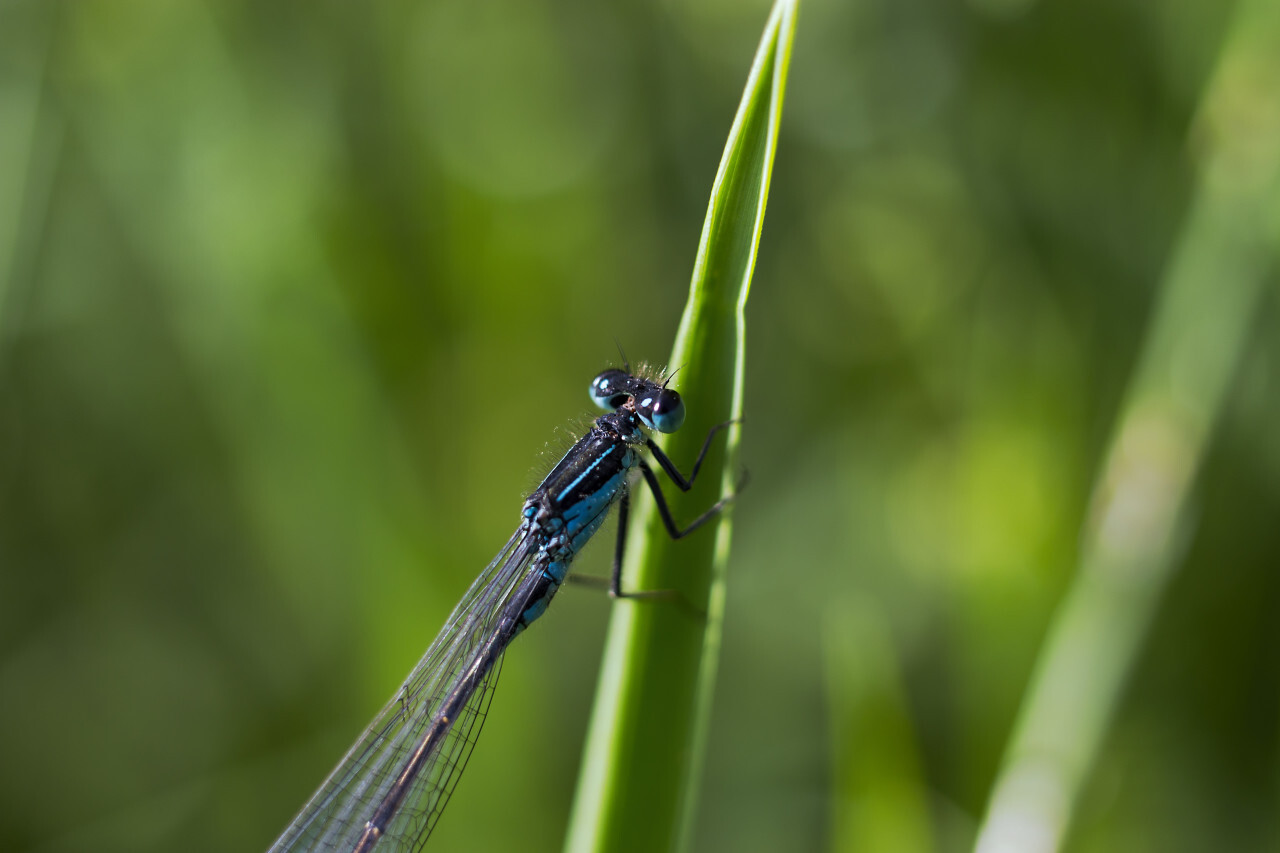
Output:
top-left (2, 0), bottom-right (1277, 852)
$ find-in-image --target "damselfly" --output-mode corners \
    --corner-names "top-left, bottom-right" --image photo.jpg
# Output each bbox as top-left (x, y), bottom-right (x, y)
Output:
top-left (269, 365), bottom-right (737, 852)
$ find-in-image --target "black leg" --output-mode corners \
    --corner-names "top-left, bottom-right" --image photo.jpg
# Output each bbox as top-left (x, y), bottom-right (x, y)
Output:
top-left (636, 457), bottom-right (739, 540)
top-left (610, 490), bottom-right (629, 596)
top-left (645, 419), bottom-right (737, 492)
top-left (569, 419), bottom-right (742, 609)
top-left (564, 573), bottom-right (609, 591)
top-left (607, 490), bottom-right (681, 602)
top-left (560, 496), bottom-right (632, 595)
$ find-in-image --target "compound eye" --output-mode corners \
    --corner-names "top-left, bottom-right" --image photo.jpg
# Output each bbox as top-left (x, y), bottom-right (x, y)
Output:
top-left (638, 388), bottom-right (685, 433)
top-left (590, 369), bottom-right (631, 411)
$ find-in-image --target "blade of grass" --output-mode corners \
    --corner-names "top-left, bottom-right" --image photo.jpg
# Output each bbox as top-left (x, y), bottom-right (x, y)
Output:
top-left (0, 3), bottom-right (60, 354)
top-left (973, 3), bottom-right (1280, 852)
top-left (564, 2), bottom-right (797, 851)
top-left (825, 600), bottom-right (933, 853)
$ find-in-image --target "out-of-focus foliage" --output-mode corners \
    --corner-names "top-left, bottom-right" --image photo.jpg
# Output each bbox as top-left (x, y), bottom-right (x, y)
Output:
top-left (0, 1), bottom-right (1275, 852)
top-left (974, 4), bottom-right (1280, 850)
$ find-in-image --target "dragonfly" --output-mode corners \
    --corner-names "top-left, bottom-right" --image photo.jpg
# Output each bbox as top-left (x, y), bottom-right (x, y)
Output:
top-left (269, 363), bottom-right (738, 852)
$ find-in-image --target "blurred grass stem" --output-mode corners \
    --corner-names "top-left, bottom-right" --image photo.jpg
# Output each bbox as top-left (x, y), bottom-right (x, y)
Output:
top-left (973, 3), bottom-right (1280, 852)
top-left (825, 602), bottom-right (932, 853)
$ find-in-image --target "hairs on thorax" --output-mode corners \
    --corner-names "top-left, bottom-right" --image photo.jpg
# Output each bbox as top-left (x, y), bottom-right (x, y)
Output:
top-left (519, 358), bottom-right (674, 496)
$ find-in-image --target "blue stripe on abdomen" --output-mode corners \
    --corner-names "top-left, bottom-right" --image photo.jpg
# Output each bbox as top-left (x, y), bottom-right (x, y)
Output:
top-left (556, 445), bottom-right (615, 503)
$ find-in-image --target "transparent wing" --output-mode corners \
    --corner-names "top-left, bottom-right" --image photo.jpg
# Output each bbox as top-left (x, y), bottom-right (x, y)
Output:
top-left (388, 651), bottom-right (504, 852)
top-left (270, 528), bottom-right (540, 852)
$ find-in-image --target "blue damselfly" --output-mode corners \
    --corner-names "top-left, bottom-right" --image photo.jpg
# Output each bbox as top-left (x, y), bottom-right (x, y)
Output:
top-left (269, 365), bottom-right (737, 852)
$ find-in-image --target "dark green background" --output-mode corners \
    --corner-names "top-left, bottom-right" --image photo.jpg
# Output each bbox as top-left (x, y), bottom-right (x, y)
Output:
top-left (1, 1), bottom-right (1275, 851)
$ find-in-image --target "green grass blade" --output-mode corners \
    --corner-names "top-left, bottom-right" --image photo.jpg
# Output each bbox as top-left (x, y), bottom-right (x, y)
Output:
top-left (825, 601), bottom-right (933, 853)
top-left (0, 5), bottom-right (58, 351)
top-left (973, 3), bottom-right (1280, 851)
top-left (564, 2), bottom-right (798, 851)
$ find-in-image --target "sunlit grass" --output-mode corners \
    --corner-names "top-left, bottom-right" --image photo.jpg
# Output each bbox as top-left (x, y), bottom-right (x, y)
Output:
top-left (564, 2), bottom-right (797, 851)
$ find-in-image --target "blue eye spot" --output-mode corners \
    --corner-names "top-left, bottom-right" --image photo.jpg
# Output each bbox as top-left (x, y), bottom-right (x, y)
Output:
top-left (643, 389), bottom-right (685, 433)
